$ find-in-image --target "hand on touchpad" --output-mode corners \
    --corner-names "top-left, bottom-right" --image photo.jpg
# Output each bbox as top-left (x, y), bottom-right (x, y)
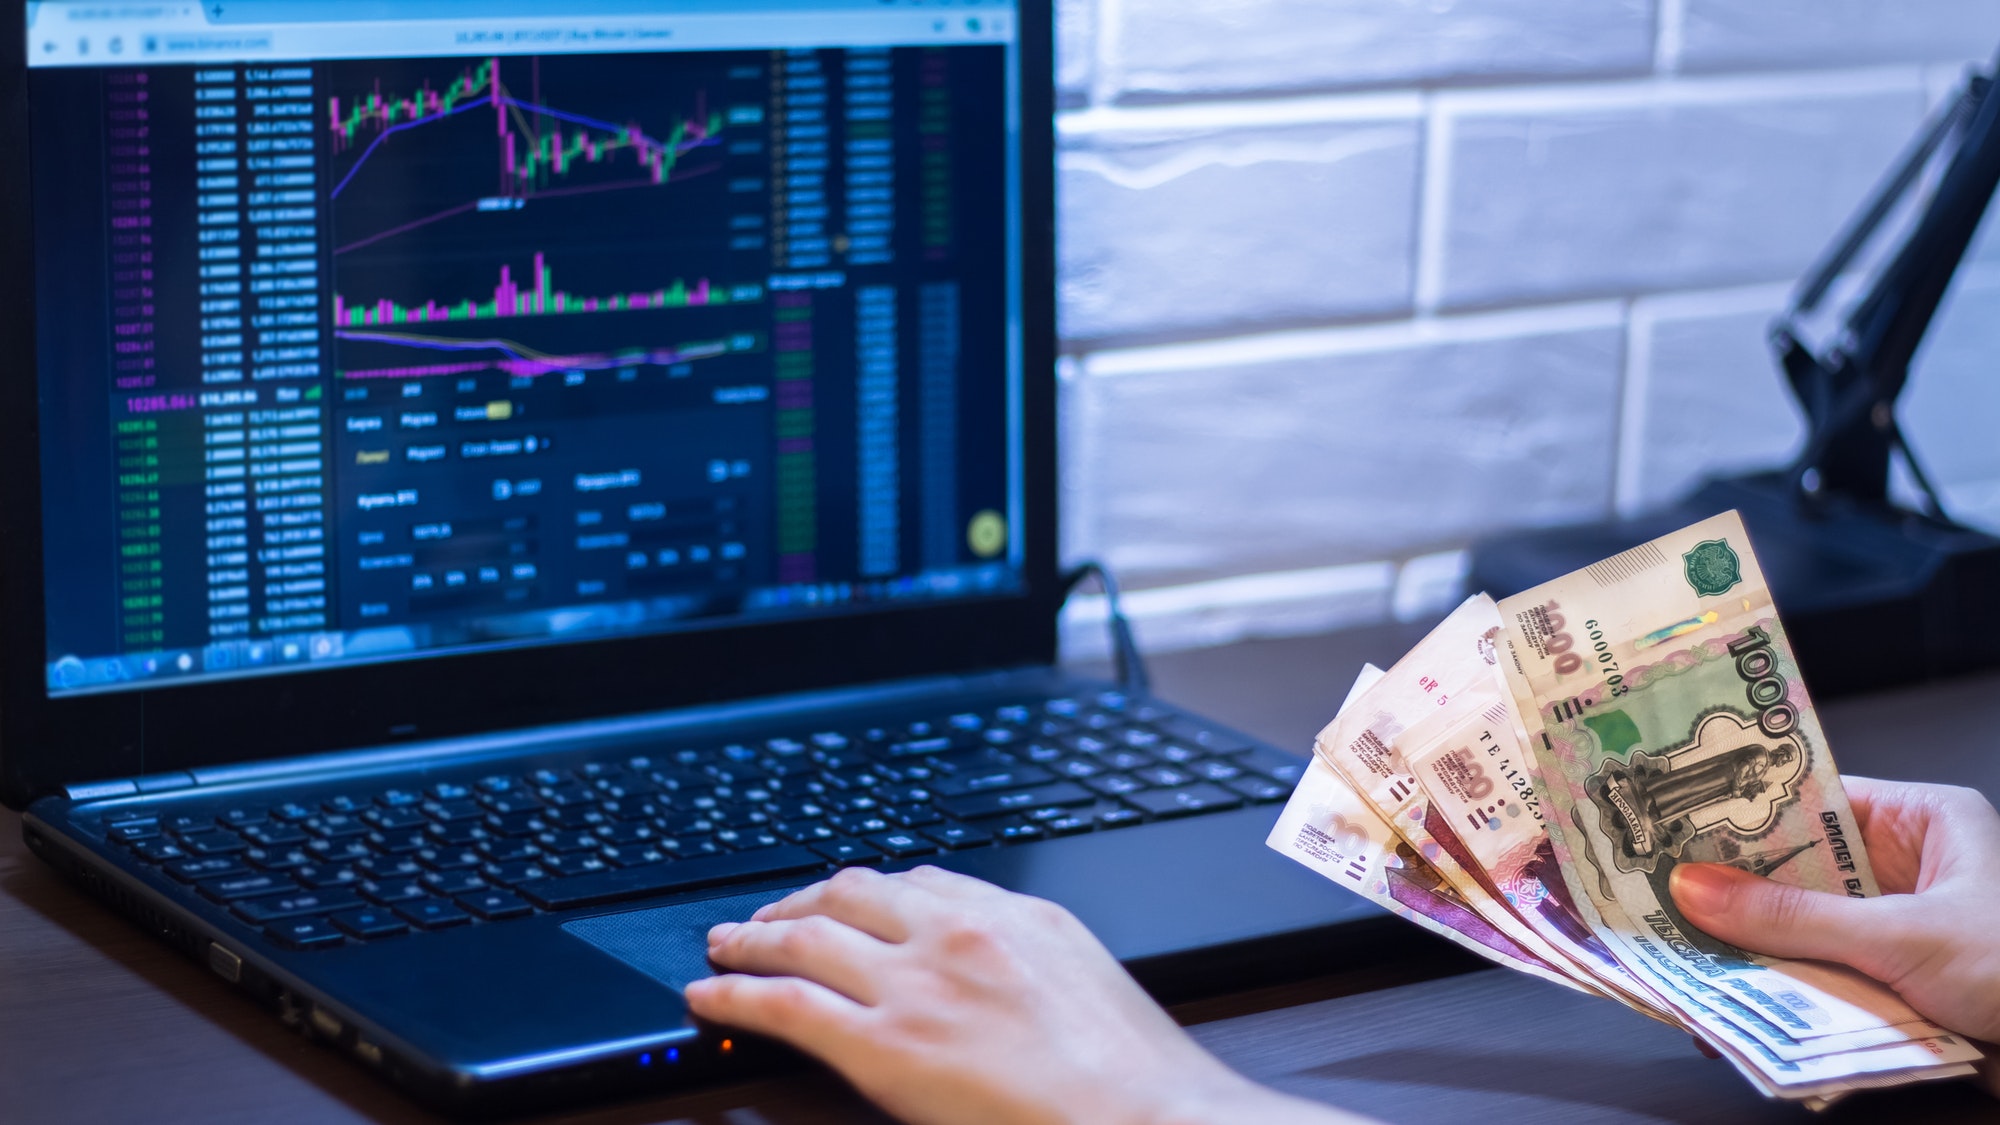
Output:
top-left (562, 886), bottom-right (798, 994)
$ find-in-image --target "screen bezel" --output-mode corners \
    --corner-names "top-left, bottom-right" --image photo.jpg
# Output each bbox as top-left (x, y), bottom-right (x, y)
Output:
top-left (0, 0), bottom-right (1059, 808)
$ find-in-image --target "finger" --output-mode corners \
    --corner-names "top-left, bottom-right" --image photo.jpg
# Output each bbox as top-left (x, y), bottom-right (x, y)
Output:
top-left (897, 863), bottom-right (1010, 900)
top-left (1670, 862), bottom-right (1901, 967)
top-left (1841, 775), bottom-right (1881, 826)
top-left (750, 865), bottom-right (935, 942)
top-left (707, 915), bottom-right (896, 1006)
top-left (682, 973), bottom-right (867, 1065)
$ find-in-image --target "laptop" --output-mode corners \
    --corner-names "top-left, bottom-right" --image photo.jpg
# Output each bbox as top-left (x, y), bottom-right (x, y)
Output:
top-left (1, 0), bottom-right (1382, 1114)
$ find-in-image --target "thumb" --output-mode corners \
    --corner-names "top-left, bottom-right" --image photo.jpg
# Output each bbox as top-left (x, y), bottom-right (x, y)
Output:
top-left (1669, 862), bottom-right (1888, 966)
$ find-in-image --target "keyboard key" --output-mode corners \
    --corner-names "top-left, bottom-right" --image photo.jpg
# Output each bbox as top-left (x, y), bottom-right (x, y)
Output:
top-left (866, 832), bottom-right (938, 860)
top-left (936, 781), bottom-right (1095, 821)
top-left (1189, 759), bottom-right (1243, 783)
top-left (810, 840), bottom-right (884, 866)
top-left (164, 814), bottom-right (212, 834)
top-left (376, 788), bottom-right (424, 808)
top-left (1155, 717), bottom-right (1252, 756)
top-left (1133, 766), bottom-right (1193, 789)
top-left (267, 917), bottom-right (344, 950)
top-left (362, 806), bottom-right (428, 831)
top-left (293, 864), bottom-right (362, 890)
top-left (1043, 816), bottom-right (1094, 836)
top-left (427, 782), bottom-right (473, 801)
top-left (164, 856), bottom-right (244, 882)
top-left (922, 822), bottom-right (993, 850)
top-left (519, 845), bottom-right (828, 911)
top-left (414, 847), bottom-right (482, 871)
top-left (234, 889), bottom-right (363, 924)
top-left (475, 837), bottom-right (542, 863)
top-left (301, 814), bottom-right (367, 839)
top-left (331, 907), bottom-right (410, 939)
top-left (595, 822), bottom-right (655, 846)
top-left (477, 792), bottom-right (543, 817)
top-left (198, 871), bottom-right (301, 902)
top-left (534, 830), bottom-right (602, 855)
top-left (421, 799), bottom-right (484, 824)
top-left (995, 821), bottom-right (1046, 843)
top-left (272, 802), bottom-right (316, 823)
top-left (482, 861), bottom-right (552, 887)
top-left (716, 828), bottom-right (782, 851)
top-left (240, 823), bottom-right (308, 848)
top-left (244, 845), bottom-right (312, 870)
top-left (830, 813), bottom-right (893, 836)
top-left (1123, 783), bottom-right (1245, 819)
top-left (307, 839), bottom-right (372, 864)
top-left (425, 821), bottom-right (489, 847)
top-left (1052, 757), bottom-right (1102, 779)
top-left (360, 879), bottom-right (430, 905)
top-left (930, 765), bottom-right (1055, 798)
top-left (395, 898), bottom-right (472, 931)
top-left (1081, 774), bottom-right (1144, 798)
top-left (661, 835), bottom-right (724, 859)
top-left (1225, 775), bottom-right (1290, 802)
top-left (600, 844), bottom-right (670, 868)
top-left (539, 852), bottom-right (611, 877)
top-left (774, 820), bottom-right (840, 844)
top-left (184, 833), bottom-right (249, 857)
top-left (107, 820), bottom-right (160, 843)
top-left (356, 855), bottom-right (424, 880)
top-left (323, 795), bottom-right (366, 815)
top-left (1234, 746), bottom-right (1308, 785)
top-left (367, 829), bottom-right (430, 855)
top-left (423, 870), bottom-right (488, 896)
top-left (1096, 808), bottom-right (1145, 830)
top-left (886, 805), bottom-right (943, 828)
top-left (457, 890), bottom-right (533, 921)
top-left (1103, 749), bottom-right (1155, 772)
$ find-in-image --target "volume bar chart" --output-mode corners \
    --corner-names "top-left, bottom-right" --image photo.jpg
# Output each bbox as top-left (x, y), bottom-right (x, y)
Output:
top-left (333, 254), bottom-right (762, 326)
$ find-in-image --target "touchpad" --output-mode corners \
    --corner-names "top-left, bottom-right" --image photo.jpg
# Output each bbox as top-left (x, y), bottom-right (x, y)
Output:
top-left (562, 886), bottom-right (798, 993)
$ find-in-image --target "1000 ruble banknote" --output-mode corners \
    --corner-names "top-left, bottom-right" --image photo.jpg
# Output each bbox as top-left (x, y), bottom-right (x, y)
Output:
top-left (1495, 510), bottom-right (1978, 1098)
top-left (1268, 510), bottom-right (1982, 1105)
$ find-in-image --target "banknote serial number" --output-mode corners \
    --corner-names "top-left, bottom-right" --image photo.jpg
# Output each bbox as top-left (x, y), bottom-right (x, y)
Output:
top-left (1519, 602), bottom-right (1629, 698)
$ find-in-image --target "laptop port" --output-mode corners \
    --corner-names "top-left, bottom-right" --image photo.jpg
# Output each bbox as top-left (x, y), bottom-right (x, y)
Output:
top-left (309, 1005), bottom-right (344, 1040)
top-left (206, 942), bottom-right (242, 983)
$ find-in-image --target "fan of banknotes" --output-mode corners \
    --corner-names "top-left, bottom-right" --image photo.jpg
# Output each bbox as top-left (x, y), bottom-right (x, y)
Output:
top-left (1268, 511), bottom-right (1982, 1109)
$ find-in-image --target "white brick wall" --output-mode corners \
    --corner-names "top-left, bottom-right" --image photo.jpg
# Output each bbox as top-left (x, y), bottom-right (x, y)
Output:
top-left (1055, 1), bottom-right (2000, 659)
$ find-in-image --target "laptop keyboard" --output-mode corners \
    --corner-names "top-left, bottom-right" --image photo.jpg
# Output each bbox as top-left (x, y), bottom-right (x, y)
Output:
top-left (96, 693), bottom-right (1307, 951)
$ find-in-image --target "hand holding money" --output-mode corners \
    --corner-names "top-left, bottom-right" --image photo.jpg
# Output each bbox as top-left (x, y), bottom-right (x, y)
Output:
top-left (1269, 512), bottom-right (1987, 1107)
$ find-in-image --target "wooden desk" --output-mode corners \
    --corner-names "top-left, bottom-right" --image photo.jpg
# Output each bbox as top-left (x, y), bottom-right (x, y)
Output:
top-left (5, 625), bottom-right (1998, 1123)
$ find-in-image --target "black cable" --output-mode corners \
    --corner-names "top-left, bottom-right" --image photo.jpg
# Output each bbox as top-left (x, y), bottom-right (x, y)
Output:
top-left (1060, 560), bottom-right (1150, 698)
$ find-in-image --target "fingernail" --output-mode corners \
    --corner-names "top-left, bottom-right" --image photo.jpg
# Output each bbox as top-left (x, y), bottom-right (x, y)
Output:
top-left (708, 922), bottom-right (739, 946)
top-left (1670, 863), bottom-right (1745, 917)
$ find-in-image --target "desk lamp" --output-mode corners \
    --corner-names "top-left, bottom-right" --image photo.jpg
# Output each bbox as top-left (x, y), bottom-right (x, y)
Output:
top-left (1468, 48), bottom-right (2000, 696)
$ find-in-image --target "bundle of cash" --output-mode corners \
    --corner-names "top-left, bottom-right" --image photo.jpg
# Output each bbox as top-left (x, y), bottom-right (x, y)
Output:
top-left (1268, 512), bottom-right (1982, 1107)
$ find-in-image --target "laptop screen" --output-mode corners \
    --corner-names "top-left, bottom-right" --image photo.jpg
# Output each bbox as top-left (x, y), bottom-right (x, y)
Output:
top-left (25, 0), bottom-right (1025, 698)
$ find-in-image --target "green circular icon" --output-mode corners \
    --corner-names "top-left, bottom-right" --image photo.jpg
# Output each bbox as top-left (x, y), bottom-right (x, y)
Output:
top-left (967, 510), bottom-right (1007, 559)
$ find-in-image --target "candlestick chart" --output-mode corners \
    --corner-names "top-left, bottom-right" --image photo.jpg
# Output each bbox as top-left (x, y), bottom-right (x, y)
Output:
top-left (324, 51), bottom-right (773, 388)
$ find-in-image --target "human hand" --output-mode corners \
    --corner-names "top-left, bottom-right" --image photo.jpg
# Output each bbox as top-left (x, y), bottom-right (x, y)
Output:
top-left (1669, 776), bottom-right (2000, 1045)
top-left (684, 865), bottom-right (1364, 1125)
